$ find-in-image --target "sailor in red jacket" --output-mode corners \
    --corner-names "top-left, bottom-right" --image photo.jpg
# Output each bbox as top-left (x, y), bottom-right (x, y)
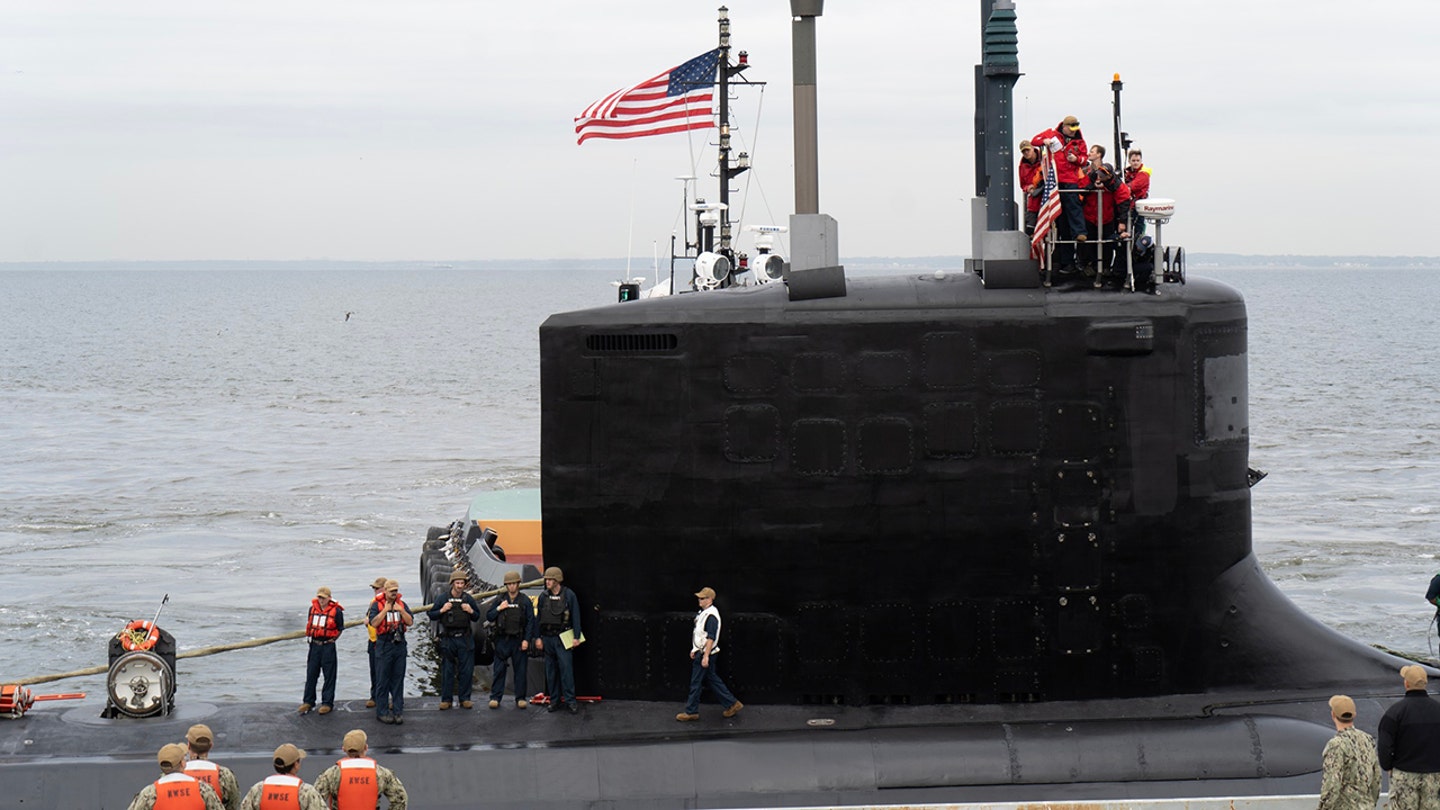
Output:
top-left (1080, 163), bottom-right (1132, 277)
top-left (299, 586), bottom-right (343, 715)
top-left (1030, 115), bottom-right (1088, 269)
top-left (1125, 148), bottom-right (1152, 235)
top-left (1017, 140), bottom-right (1043, 235)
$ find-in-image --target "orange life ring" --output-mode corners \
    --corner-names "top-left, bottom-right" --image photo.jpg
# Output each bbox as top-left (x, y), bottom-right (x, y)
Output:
top-left (119, 620), bottom-right (160, 651)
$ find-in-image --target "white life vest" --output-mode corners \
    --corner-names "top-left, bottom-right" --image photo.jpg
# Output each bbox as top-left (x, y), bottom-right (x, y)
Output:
top-left (691, 605), bottom-right (721, 655)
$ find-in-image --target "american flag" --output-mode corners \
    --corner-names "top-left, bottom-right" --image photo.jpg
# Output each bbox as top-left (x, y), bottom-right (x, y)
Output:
top-left (574, 49), bottom-right (721, 145)
top-left (1029, 149), bottom-right (1061, 265)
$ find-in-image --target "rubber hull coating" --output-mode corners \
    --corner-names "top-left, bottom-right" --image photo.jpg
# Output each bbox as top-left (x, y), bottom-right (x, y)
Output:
top-left (539, 274), bottom-right (1398, 705)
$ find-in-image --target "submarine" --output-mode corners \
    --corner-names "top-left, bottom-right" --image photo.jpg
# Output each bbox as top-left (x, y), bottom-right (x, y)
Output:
top-left (0, 3), bottom-right (1423, 809)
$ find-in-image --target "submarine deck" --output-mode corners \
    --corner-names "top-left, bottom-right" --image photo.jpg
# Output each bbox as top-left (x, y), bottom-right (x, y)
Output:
top-left (0, 687), bottom-right (1404, 809)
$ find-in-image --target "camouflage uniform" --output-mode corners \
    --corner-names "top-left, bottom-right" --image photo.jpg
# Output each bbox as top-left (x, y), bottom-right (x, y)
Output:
top-left (1388, 769), bottom-right (1440, 810)
top-left (313, 758), bottom-right (408, 810)
top-left (1319, 726), bottom-right (1381, 810)
top-left (126, 778), bottom-right (225, 810)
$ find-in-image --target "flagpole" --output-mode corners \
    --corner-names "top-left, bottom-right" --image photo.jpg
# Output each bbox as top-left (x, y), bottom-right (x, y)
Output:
top-left (625, 158), bottom-right (637, 281)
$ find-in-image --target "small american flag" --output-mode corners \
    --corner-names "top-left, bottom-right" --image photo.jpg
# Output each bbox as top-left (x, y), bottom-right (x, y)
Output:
top-left (1029, 149), bottom-right (1061, 265)
top-left (574, 49), bottom-right (721, 145)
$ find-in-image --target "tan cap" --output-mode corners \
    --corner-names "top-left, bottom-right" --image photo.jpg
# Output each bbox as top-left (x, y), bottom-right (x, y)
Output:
top-left (342, 729), bottom-right (368, 755)
top-left (448, 570), bottom-right (469, 583)
top-left (1019, 139), bottom-right (1032, 150)
top-left (185, 724), bottom-right (213, 745)
top-left (273, 743), bottom-right (306, 768)
top-left (157, 743), bottom-right (187, 771)
top-left (695, 587), bottom-right (716, 600)
top-left (1402, 664), bottom-right (1428, 688)
top-left (1329, 694), bottom-right (1356, 721)
top-left (503, 570), bottom-right (521, 584)
top-left (543, 566), bottom-right (564, 582)
top-left (383, 579), bottom-right (400, 592)
top-left (316, 586), bottom-right (332, 598)
top-left (370, 576), bottom-right (388, 589)
top-left (1062, 115), bottom-right (1080, 126)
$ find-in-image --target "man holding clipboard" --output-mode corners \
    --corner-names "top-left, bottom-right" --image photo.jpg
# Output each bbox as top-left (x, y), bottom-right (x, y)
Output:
top-left (535, 566), bottom-right (583, 715)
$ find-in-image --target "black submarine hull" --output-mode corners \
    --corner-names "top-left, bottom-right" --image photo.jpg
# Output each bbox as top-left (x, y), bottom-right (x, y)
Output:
top-left (539, 273), bottom-right (1405, 707)
top-left (0, 689), bottom-right (1406, 809)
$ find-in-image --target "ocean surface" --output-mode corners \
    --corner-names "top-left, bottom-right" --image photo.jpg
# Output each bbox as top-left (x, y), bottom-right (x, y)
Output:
top-left (1, 264), bottom-right (1437, 711)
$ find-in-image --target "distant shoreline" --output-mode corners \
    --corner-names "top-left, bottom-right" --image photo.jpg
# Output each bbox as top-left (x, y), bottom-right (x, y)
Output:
top-left (2, 255), bottom-right (1437, 272)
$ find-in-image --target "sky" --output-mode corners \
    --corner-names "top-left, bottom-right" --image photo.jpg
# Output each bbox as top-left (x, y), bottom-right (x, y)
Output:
top-left (2, 0), bottom-right (1437, 263)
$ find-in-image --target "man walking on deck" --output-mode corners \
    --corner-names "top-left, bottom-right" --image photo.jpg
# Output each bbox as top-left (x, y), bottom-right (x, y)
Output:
top-left (675, 586), bottom-right (743, 722)
top-left (1378, 665), bottom-right (1440, 810)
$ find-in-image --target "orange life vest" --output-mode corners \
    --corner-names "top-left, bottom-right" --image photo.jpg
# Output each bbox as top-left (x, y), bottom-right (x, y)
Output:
top-left (373, 597), bottom-right (408, 636)
top-left (306, 599), bottom-right (343, 641)
top-left (152, 773), bottom-right (206, 810)
top-left (182, 760), bottom-right (225, 803)
top-left (335, 758), bottom-right (380, 810)
top-left (257, 774), bottom-right (302, 810)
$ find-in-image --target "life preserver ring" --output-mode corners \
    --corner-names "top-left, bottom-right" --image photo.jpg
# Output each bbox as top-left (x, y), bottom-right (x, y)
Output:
top-left (120, 620), bottom-right (160, 651)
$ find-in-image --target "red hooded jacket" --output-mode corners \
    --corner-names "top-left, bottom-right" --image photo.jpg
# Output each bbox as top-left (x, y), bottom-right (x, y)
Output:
top-left (1018, 155), bottom-right (1044, 213)
top-left (1082, 178), bottom-right (1132, 226)
top-left (1030, 124), bottom-right (1088, 185)
top-left (1125, 165), bottom-right (1151, 200)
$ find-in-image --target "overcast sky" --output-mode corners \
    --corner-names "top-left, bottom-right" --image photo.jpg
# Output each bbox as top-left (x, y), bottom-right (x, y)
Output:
top-left (2, 0), bottom-right (1436, 263)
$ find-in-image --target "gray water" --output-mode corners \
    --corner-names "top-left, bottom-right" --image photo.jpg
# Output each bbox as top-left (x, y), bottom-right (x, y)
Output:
top-left (1, 265), bottom-right (1437, 710)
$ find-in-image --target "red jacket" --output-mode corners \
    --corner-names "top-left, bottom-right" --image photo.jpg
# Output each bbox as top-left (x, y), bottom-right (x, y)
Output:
top-left (1030, 125), bottom-right (1088, 184)
top-left (1018, 156), bottom-right (1044, 213)
top-left (1125, 165), bottom-right (1151, 200)
top-left (1083, 179), bottom-right (1132, 226)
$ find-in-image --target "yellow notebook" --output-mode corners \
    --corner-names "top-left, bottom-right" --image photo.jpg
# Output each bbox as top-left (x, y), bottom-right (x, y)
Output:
top-left (559, 629), bottom-right (586, 650)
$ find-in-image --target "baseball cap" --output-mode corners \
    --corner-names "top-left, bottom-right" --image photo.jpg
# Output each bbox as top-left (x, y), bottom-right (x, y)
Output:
top-left (695, 587), bottom-right (716, 600)
top-left (185, 724), bottom-right (213, 745)
top-left (370, 577), bottom-right (388, 589)
top-left (316, 586), bottom-right (332, 599)
top-left (273, 743), bottom-right (306, 768)
top-left (342, 729), bottom-right (367, 755)
top-left (157, 743), bottom-right (187, 770)
top-left (1329, 695), bottom-right (1356, 721)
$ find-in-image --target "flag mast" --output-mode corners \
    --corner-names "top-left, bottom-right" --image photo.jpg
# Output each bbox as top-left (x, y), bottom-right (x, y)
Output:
top-left (717, 6), bottom-right (750, 263)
